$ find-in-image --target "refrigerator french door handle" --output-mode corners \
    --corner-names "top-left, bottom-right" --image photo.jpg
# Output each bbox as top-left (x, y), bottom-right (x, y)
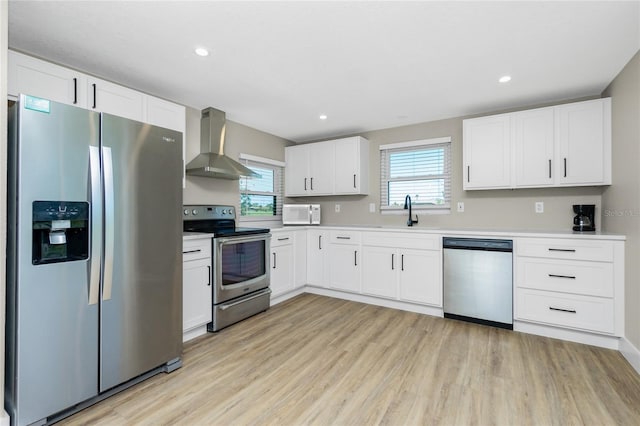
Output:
top-left (88, 146), bottom-right (102, 305)
top-left (103, 146), bottom-right (115, 301)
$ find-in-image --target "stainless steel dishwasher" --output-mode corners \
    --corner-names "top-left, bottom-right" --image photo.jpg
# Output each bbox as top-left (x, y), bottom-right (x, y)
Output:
top-left (443, 237), bottom-right (513, 330)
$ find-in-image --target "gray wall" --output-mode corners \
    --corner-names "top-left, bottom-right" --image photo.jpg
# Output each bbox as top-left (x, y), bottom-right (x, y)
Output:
top-left (602, 51), bottom-right (640, 350)
top-left (183, 107), bottom-right (292, 211)
top-left (296, 106), bottom-right (604, 231)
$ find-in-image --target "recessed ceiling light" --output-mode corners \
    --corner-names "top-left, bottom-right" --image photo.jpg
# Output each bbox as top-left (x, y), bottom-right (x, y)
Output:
top-left (319, 114), bottom-right (328, 120)
top-left (194, 47), bottom-right (209, 57)
top-left (499, 75), bottom-right (512, 83)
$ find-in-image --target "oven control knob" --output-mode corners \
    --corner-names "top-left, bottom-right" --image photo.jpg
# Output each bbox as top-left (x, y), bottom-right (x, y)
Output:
top-left (192, 209), bottom-right (198, 216)
top-left (228, 208), bottom-right (234, 215)
top-left (222, 209), bottom-right (228, 214)
top-left (183, 209), bottom-right (189, 216)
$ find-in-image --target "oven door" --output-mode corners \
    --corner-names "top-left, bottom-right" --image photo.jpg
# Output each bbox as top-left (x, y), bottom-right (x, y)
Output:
top-left (213, 233), bottom-right (271, 303)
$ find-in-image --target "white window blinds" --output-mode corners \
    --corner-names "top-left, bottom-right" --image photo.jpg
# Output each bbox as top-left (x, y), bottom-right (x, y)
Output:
top-left (239, 154), bottom-right (284, 219)
top-left (380, 137), bottom-right (451, 212)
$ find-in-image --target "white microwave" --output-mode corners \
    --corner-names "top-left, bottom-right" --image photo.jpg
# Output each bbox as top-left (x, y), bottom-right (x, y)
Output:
top-left (282, 204), bottom-right (321, 225)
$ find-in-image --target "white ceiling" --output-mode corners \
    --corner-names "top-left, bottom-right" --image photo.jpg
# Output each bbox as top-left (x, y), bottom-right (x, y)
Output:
top-left (8, 1), bottom-right (640, 142)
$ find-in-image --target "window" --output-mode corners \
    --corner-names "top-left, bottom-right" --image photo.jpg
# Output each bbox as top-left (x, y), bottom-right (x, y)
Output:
top-left (380, 137), bottom-right (451, 213)
top-left (239, 154), bottom-right (285, 220)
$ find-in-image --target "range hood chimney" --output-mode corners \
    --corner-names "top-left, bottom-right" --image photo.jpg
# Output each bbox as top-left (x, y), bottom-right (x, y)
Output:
top-left (185, 107), bottom-right (259, 180)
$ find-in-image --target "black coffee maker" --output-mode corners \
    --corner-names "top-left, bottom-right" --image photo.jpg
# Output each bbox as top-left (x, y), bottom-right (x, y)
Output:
top-left (573, 204), bottom-right (596, 232)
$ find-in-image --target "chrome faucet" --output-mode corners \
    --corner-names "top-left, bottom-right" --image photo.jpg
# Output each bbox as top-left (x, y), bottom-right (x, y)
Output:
top-left (404, 195), bottom-right (418, 227)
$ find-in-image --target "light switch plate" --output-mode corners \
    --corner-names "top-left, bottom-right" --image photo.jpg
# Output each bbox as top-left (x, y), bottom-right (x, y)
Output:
top-left (535, 201), bottom-right (544, 213)
top-left (369, 203), bottom-right (376, 213)
top-left (335, 204), bottom-right (341, 213)
top-left (457, 202), bottom-right (464, 213)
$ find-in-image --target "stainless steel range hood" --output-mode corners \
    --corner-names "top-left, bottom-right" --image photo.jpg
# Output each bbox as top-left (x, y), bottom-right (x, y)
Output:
top-left (185, 107), bottom-right (259, 180)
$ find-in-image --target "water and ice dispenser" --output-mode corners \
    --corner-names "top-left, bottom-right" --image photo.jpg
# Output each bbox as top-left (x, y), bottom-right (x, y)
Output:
top-left (32, 201), bottom-right (89, 265)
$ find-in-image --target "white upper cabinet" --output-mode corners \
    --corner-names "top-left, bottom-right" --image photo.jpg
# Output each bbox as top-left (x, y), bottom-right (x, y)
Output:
top-left (513, 107), bottom-right (555, 187)
top-left (87, 76), bottom-right (144, 122)
top-left (555, 98), bottom-right (611, 186)
top-left (285, 136), bottom-right (369, 197)
top-left (463, 114), bottom-right (511, 189)
top-left (8, 50), bottom-right (86, 107)
top-left (463, 98), bottom-right (611, 190)
top-left (145, 95), bottom-right (186, 133)
top-left (8, 50), bottom-right (185, 133)
top-left (334, 136), bottom-right (370, 195)
top-left (285, 142), bottom-right (334, 196)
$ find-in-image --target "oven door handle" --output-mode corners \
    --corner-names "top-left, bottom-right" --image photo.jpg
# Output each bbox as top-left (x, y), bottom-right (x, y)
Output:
top-left (219, 288), bottom-right (272, 311)
top-left (215, 233), bottom-right (272, 245)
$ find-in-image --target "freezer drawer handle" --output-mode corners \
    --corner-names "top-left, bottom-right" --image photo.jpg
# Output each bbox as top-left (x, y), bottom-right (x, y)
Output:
top-left (219, 289), bottom-right (271, 311)
top-left (549, 306), bottom-right (577, 314)
top-left (88, 146), bottom-right (102, 305)
top-left (183, 249), bottom-right (202, 254)
top-left (103, 146), bottom-right (115, 301)
top-left (548, 248), bottom-right (576, 253)
top-left (548, 274), bottom-right (576, 279)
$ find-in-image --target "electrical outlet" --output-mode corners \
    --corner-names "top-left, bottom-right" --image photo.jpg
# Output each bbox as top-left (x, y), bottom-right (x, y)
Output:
top-left (335, 204), bottom-right (341, 213)
top-left (369, 203), bottom-right (376, 213)
top-left (535, 201), bottom-right (544, 213)
top-left (457, 202), bottom-right (465, 213)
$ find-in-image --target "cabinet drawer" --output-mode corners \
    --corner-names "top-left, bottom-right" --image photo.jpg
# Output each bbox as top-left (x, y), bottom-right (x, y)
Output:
top-left (516, 257), bottom-right (613, 297)
top-left (517, 238), bottom-right (614, 262)
top-left (271, 232), bottom-right (294, 247)
top-left (182, 238), bottom-right (211, 261)
top-left (516, 289), bottom-right (614, 334)
top-left (330, 230), bottom-right (361, 244)
top-left (362, 232), bottom-right (440, 250)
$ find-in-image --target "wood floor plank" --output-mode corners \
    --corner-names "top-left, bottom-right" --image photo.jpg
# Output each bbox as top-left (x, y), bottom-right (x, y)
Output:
top-left (60, 294), bottom-right (640, 425)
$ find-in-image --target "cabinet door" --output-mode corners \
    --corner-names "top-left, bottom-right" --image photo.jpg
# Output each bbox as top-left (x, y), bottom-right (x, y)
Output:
top-left (399, 249), bottom-right (442, 306)
top-left (308, 141), bottom-right (335, 195)
top-left (307, 230), bottom-right (328, 287)
top-left (87, 77), bottom-right (144, 122)
top-left (463, 114), bottom-right (511, 189)
top-left (182, 258), bottom-right (212, 332)
top-left (145, 95), bottom-right (186, 132)
top-left (555, 99), bottom-right (611, 185)
top-left (328, 244), bottom-right (361, 293)
top-left (8, 50), bottom-right (86, 107)
top-left (334, 138), bottom-right (361, 194)
top-left (285, 145), bottom-right (309, 196)
top-left (361, 246), bottom-right (397, 299)
top-left (513, 107), bottom-right (554, 187)
top-left (293, 231), bottom-right (308, 289)
top-left (270, 245), bottom-right (294, 297)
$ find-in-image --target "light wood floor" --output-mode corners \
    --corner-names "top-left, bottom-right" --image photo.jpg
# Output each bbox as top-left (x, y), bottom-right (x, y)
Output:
top-left (61, 294), bottom-right (640, 425)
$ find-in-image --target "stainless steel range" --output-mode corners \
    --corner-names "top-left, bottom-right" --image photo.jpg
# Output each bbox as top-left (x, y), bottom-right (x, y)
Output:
top-left (183, 205), bottom-right (271, 331)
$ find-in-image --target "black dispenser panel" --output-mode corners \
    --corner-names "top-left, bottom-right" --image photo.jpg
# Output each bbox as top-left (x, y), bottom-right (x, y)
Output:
top-left (32, 201), bottom-right (90, 265)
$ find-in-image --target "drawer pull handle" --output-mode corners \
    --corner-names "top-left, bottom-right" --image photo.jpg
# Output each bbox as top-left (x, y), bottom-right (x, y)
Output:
top-left (336, 236), bottom-right (351, 240)
top-left (183, 249), bottom-right (202, 254)
top-left (548, 274), bottom-right (576, 279)
top-left (549, 306), bottom-right (577, 314)
top-left (277, 237), bottom-right (290, 241)
top-left (548, 248), bottom-right (576, 253)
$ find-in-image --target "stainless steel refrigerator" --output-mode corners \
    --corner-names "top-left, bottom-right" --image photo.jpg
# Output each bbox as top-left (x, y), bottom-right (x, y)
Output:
top-left (6, 95), bottom-right (183, 425)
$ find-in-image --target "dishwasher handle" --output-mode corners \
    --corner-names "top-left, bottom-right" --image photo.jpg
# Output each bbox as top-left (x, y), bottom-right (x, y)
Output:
top-left (443, 237), bottom-right (513, 252)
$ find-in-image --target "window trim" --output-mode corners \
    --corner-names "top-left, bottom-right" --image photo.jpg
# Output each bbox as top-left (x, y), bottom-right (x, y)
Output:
top-left (379, 137), bottom-right (452, 214)
top-left (239, 154), bottom-right (285, 222)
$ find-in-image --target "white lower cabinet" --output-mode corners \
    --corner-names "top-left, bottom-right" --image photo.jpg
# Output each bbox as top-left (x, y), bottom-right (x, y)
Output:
top-left (271, 232), bottom-right (295, 297)
top-left (514, 237), bottom-right (623, 337)
top-left (328, 231), bottom-right (361, 293)
top-left (182, 237), bottom-right (212, 339)
top-left (307, 229), bottom-right (330, 287)
top-left (361, 232), bottom-right (442, 307)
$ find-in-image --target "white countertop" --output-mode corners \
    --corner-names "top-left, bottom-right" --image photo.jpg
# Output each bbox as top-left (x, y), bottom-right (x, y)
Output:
top-left (268, 224), bottom-right (625, 241)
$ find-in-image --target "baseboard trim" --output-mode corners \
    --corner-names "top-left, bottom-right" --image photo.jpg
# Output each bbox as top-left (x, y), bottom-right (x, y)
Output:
top-left (270, 287), bottom-right (305, 306)
top-left (305, 286), bottom-right (444, 317)
top-left (514, 321), bottom-right (620, 350)
top-left (183, 325), bottom-right (208, 343)
top-left (620, 337), bottom-right (640, 375)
